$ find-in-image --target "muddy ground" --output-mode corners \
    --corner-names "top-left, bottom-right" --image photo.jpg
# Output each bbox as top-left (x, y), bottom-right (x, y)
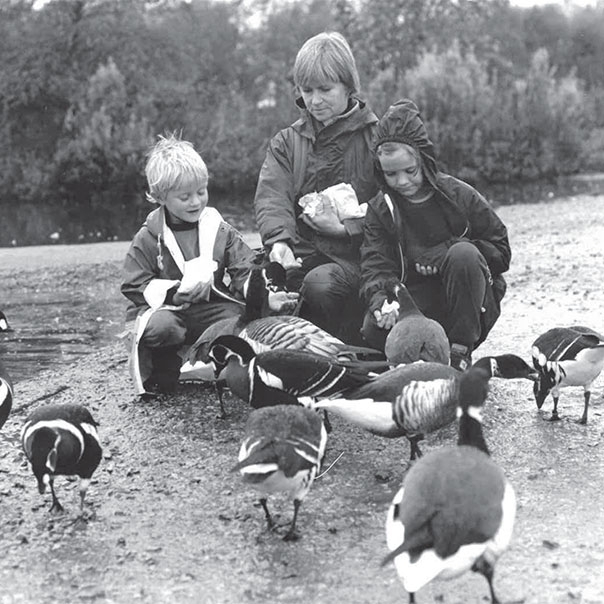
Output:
top-left (1, 195), bottom-right (604, 604)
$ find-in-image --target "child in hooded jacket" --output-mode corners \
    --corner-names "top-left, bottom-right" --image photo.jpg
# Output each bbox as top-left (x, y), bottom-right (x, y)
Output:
top-left (360, 99), bottom-right (511, 370)
top-left (122, 134), bottom-right (297, 395)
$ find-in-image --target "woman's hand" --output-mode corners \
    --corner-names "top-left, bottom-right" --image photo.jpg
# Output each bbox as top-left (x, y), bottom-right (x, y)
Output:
top-left (268, 290), bottom-right (299, 313)
top-left (373, 299), bottom-right (400, 330)
top-left (301, 198), bottom-right (346, 238)
top-left (269, 242), bottom-right (302, 269)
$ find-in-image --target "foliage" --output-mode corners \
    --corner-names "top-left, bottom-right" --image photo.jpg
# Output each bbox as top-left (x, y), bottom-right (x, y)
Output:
top-left (1, 0), bottom-right (604, 233)
top-left (396, 45), bottom-right (591, 184)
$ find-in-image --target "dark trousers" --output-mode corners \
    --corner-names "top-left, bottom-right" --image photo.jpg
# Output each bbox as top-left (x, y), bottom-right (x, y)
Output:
top-left (361, 242), bottom-right (504, 352)
top-left (141, 300), bottom-right (244, 384)
top-left (286, 254), bottom-right (364, 345)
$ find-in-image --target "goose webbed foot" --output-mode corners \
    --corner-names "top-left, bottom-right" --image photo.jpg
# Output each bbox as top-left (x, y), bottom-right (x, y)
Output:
top-left (548, 411), bottom-right (561, 422)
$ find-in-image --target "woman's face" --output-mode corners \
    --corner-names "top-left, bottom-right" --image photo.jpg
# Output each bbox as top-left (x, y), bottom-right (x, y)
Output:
top-left (379, 146), bottom-right (427, 203)
top-left (300, 81), bottom-right (349, 125)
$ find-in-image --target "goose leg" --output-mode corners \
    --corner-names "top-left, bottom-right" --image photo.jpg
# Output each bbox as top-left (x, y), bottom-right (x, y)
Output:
top-left (408, 593), bottom-right (416, 604)
top-left (49, 479), bottom-right (64, 514)
top-left (215, 380), bottom-right (227, 419)
top-left (472, 558), bottom-right (501, 604)
top-left (259, 498), bottom-right (274, 530)
top-left (283, 499), bottom-right (301, 542)
top-left (578, 391), bottom-right (590, 425)
top-left (322, 410), bottom-right (332, 434)
top-left (408, 435), bottom-right (424, 461)
top-left (549, 396), bottom-right (561, 421)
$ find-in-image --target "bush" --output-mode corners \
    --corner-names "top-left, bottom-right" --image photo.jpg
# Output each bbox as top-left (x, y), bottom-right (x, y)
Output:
top-left (371, 44), bottom-right (593, 184)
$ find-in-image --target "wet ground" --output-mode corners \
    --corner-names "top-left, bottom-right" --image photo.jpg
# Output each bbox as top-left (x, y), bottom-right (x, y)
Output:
top-left (1, 197), bottom-right (604, 603)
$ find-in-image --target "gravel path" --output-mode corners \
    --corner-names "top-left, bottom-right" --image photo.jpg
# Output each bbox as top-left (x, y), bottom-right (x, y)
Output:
top-left (1, 195), bottom-right (603, 604)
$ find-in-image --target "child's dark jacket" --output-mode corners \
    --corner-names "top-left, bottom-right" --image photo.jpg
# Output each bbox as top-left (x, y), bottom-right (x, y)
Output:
top-left (360, 99), bottom-right (511, 316)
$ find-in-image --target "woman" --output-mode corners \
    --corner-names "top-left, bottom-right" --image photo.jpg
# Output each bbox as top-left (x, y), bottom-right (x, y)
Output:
top-left (360, 99), bottom-right (511, 370)
top-left (253, 31), bottom-right (378, 344)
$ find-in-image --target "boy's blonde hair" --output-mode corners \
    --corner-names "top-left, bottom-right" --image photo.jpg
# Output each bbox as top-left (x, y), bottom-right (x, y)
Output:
top-left (293, 31), bottom-right (360, 96)
top-left (145, 133), bottom-right (208, 204)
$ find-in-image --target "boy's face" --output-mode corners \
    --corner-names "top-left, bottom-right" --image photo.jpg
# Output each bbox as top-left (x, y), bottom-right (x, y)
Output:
top-left (162, 176), bottom-right (209, 224)
top-left (379, 146), bottom-right (426, 203)
top-left (300, 80), bottom-right (349, 125)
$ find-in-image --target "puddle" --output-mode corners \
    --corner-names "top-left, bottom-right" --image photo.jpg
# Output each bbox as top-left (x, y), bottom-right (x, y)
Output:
top-left (1, 291), bottom-right (124, 384)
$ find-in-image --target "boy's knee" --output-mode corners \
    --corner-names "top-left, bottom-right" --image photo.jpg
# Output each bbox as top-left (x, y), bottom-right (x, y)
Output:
top-left (141, 312), bottom-right (186, 348)
top-left (445, 240), bottom-right (482, 266)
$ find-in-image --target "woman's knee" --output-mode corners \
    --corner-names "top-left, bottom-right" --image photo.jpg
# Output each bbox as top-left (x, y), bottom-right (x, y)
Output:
top-left (302, 263), bottom-right (355, 305)
top-left (141, 310), bottom-right (186, 348)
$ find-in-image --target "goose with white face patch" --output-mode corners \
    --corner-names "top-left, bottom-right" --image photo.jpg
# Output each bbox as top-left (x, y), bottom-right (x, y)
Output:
top-left (21, 404), bottom-right (102, 513)
top-left (207, 334), bottom-right (383, 410)
top-left (382, 366), bottom-right (520, 604)
top-left (531, 325), bottom-right (604, 424)
top-left (384, 283), bottom-right (450, 366)
top-left (313, 354), bottom-right (537, 461)
top-left (231, 404), bottom-right (327, 541)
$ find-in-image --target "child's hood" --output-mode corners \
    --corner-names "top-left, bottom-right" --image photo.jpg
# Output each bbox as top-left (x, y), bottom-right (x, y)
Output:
top-left (372, 98), bottom-right (439, 190)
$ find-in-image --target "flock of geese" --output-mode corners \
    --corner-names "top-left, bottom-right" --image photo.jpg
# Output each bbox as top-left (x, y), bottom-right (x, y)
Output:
top-left (1, 268), bottom-right (604, 602)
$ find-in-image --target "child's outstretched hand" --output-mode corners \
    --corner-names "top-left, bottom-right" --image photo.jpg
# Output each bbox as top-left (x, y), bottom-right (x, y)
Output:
top-left (268, 290), bottom-right (299, 314)
top-left (373, 299), bottom-right (400, 330)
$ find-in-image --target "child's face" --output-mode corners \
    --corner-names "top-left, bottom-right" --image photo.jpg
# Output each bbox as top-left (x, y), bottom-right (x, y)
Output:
top-left (379, 146), bottom-right (426, 203)
top-left (300, 80), bottom-right (349, 125)
top-left (162, 176), bottom-right (209, 224)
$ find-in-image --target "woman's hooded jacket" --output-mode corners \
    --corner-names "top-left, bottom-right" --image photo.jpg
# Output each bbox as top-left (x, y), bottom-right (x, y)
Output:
top-left (360, 98), bottom-right (511, 314)
top-left (254, 96), bottom-right (379, 268)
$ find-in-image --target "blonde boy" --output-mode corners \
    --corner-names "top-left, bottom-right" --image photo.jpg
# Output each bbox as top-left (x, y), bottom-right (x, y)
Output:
top-left (122, 134), bottom-right (295, 396)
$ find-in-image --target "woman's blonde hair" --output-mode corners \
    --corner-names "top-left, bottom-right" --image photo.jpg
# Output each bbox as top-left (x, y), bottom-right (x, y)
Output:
top-left (292, 31), bottom-right (360, 96)
top-left (145, 133), bottom-right (208, 204)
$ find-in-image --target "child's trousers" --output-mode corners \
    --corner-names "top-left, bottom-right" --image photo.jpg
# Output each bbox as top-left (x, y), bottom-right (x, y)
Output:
top-left (361, 241), bottom-right (504, 352)
top-left (140, 300), bottom-right (243, 391)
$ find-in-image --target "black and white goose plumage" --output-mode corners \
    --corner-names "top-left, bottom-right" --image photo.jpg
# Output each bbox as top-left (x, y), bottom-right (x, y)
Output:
top-left (384, 283), bottom-right (450, 366)
top-left (531, 325), bottom-right (604, 424)
top-left (207, 335), bottom-right (381, 410)
top-left (21, 404), bottom-right (102, 512)
top-left (188, 265), bottom-right (383, 366)
top-left (0, 359), bottom-right (13, 430)
top-left (314, 354), bottom-right (537, 461)
top-left (382, 366), bottom-right (518, 604)
top-left (0, 311), bottom-right (12, 333)
top-left (231, 404), bottom-right (328, 541)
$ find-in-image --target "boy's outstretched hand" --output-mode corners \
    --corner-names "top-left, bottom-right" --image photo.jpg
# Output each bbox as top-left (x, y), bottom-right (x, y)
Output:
top-left (268, 290), bottom-right (299, 314)
top-left (373, 299), bottom-right (400, 330)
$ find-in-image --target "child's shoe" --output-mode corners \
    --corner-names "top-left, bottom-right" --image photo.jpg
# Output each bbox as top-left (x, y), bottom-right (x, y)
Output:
top-left (450, 343), bottom-right (472, 372)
